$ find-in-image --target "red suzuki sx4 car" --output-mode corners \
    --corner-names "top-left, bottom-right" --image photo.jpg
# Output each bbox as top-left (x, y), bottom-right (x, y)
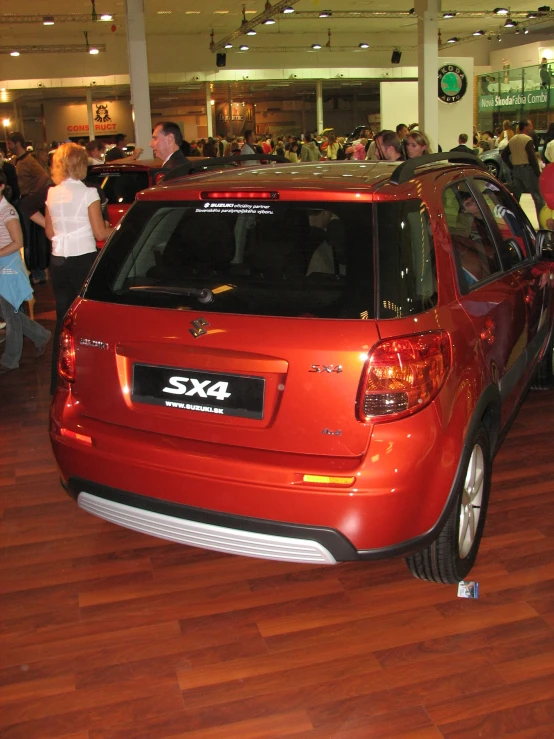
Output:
top-left (50, 154), bottom-right (554, 584)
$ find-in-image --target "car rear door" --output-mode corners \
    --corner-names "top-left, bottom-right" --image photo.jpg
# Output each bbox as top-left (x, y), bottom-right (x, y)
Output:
top-left (441, 178), bottom-right (529, 425)
top-left (471, 177), bottom-right (553, 373)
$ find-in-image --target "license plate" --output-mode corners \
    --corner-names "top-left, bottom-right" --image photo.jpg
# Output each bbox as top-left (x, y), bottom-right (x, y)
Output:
top-left (132, 364), bottom-right (265, 419)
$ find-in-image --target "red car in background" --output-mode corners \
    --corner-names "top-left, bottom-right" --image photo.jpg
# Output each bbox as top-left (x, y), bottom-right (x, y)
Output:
top-left (51, 153), bottom-right (554, 585)
top-left (86, 159), bottom-right (163, 228)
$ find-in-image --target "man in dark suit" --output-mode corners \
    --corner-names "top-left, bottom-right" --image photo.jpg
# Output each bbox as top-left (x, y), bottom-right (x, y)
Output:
top-left (149, 121), bottom-right (190, 171)
top-left (450, 134), bottom-right (474, 155)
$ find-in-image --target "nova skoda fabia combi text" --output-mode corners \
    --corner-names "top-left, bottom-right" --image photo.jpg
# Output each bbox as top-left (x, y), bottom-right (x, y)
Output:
top-left (50, 153), bottom-right (554, 584)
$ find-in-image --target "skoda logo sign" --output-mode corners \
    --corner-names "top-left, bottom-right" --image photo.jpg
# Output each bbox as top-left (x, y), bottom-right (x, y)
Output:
top-left (438, 64), bottom-right (467, 104)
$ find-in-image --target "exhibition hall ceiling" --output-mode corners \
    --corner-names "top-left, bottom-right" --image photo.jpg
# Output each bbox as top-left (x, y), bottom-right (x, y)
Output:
top-left (1, 1), bottom-right (553, 109)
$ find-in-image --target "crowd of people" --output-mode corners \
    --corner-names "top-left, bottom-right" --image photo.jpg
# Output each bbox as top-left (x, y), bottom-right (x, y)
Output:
top-left (1, 118), bottom-right (553, 379)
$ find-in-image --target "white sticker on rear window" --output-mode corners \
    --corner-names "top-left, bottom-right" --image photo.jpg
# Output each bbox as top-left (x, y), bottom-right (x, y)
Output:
top-left (195, 202), bottom-right (274, 215)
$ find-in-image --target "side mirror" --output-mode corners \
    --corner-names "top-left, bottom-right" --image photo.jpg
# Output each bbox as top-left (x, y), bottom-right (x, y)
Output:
top-left (536, 229), bottom-right (554, 261)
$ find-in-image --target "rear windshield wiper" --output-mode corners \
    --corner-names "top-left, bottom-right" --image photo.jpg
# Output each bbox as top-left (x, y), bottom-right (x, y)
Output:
top-left (124, 285), bottom-right (214, 304)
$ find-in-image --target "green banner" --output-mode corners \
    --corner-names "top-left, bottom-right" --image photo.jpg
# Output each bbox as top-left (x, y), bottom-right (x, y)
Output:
top-left (478, 90), bottom-right (549, 111)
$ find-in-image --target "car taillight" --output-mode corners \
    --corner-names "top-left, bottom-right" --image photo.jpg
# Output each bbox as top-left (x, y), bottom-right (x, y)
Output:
top-left (58, 312), bottom-right (76, 383)
top-left (357, 331), bottom-right (451, 422)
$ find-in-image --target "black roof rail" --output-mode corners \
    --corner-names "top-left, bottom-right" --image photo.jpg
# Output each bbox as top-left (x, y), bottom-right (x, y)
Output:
top-left (389, 152), bottom-right (487, 185)
top-left (161, 154), bottom-right (289, 183)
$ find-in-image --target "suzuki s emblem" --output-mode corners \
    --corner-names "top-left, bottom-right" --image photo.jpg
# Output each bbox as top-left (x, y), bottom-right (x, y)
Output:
top-left (189, 317), bottom-right (210, 338)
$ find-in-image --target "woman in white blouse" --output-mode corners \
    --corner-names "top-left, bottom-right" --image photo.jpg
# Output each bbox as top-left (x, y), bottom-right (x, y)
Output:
top-left (45, 143), bottom-right (113, 393)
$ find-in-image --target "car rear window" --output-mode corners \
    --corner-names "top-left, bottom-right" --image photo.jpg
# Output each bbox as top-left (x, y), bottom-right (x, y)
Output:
top-left (86, 170), bottom-right (150, 205)
top-left (85, 198), bottom-right (435, 320)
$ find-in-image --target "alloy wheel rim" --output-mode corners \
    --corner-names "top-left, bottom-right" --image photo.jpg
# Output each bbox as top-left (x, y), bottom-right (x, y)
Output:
top-left (458, 443), bottom-right (485, 558)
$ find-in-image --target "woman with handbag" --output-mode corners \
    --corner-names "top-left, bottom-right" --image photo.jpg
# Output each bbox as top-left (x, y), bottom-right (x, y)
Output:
top-left (0, 170), bottom-right (51, 373)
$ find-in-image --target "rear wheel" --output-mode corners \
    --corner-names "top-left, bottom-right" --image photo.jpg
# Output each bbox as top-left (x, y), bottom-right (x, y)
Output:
top-left (405, 424), bottom-right (491, 584)
top-left (530, 331), bottom-right (554, 390)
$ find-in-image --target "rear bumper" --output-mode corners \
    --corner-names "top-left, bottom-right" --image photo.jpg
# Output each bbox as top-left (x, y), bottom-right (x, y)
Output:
top-left (51, 390), bottom-right (463, 561)
top-left (69, 479), bottom-right (354, 563)
top-left (62, 475), bottom-right (457, 563)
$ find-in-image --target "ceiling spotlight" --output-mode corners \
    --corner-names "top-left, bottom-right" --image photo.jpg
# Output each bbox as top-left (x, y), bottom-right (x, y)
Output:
top-left (100, 14), bottom-right (113, 21)
top-left (312, 43), bottom-right (322, 49)
top-left (224, 43), bottom-right (233, 48)
top-left (43, 16), bottom-right (54, 25)
top-left (447, 37), bottom-right (459, 43)
top-left (473, 29), bottom-right (485, 36)
top-left (504, 18), bottom-right (516, 27)
top-left (319, 10), bottom-right (332, 18)
top-left (10, 50), bottom-right (20, 56)
top-left (246, 29), bottom-right (257, 35)
top-left (359, 42), bottom-right (369, 49)
top-left (493, 7), bottom-right (509, 14)
top-left (524, 27), bottom-right (529, 33)
top-left (263, 18), bottom-right (275, 24)
top-left (442, 11), bottom-right (456, 18)
top-left (527, 11), bottom-right (538, 17)
top-left (89, 47), bottom-right (99, 54)
top-left (282, 6), bottom-right (295, 12)
top-left (239, 44), bottom-right (249, 50)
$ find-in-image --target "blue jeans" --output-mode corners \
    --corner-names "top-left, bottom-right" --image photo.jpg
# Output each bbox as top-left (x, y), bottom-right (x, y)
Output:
top-left (0, 295), bottom-right (51, 369)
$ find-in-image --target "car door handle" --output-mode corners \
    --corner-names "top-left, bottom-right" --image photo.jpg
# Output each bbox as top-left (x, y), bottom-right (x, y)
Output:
top-left (480, 317), bottom-right (496, 344)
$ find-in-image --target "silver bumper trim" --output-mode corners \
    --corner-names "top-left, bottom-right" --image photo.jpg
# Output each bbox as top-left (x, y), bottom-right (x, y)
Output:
top-left (78, 491), bottom-right (337, 564)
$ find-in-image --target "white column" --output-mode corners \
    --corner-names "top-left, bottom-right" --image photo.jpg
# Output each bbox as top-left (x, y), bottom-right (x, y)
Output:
top-left (205, 82), bottom-right (213, 139)
top-left (86, 88), bottom-right (95, 141)
top-left (415, 0), bottom-right (439, 151)
top-left (316, 79), bottom-right (323, 134)
top-left (125, 0), bottom-right (152, 151)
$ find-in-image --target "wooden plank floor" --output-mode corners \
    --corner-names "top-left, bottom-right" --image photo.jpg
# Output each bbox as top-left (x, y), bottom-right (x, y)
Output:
top-left (1, 283), bottom-right (554, 739)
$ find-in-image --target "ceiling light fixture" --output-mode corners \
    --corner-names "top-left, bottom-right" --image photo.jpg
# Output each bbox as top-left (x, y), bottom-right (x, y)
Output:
top-left (89, 47), bottom-right (99, 54)
top-left (282, 6), bottom-right (295, 12)
top-left (224, 42), bottom-right (233, 48)
top-left (263, 18), bottom-right (275, 24)
top-left (442, 11), bottom-right (456, 18)
top-left (312, 42), bottom-right (322, 49)
top-left (524, 27), bottom-right (529, 33)
top-left (319, 10), bottom-right (332, 18)
top-left (447, 37), bottom-right (459, 43)
top-left (10, 50), bottom-right (20, 56)
top-left (359, 42), bottom-right (369, 48)
top-left (473, 29), bottom-right (485, 35)
top-left (239, 44), bottom-right (249, 50)
top-left (246, 29), bottom-right (257, 35)
top-left (100, 14), bottom-right (113, 21)
top-left (504, 18), bottom-right (516, 27)
top-left (493, 7), bottom-right (509, 15)
top-left (527, 11), bottom-right (538, 18)
top-left (43, 16), bottom-right (54, 25)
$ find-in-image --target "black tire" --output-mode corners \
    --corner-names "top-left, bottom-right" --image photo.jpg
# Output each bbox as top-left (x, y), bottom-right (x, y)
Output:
top-left (405, 424), bottom-right (491, 584)
top-left (530, 331), bottom-right (554, 390)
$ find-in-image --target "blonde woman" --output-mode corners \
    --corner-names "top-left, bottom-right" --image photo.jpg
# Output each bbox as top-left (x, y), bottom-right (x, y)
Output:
top-left (406, 130), bottom-right (433, 158)
top-left (326, 133), bottom-right (340, 160)
top-left (45, 143), bottom-right (113, 393)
